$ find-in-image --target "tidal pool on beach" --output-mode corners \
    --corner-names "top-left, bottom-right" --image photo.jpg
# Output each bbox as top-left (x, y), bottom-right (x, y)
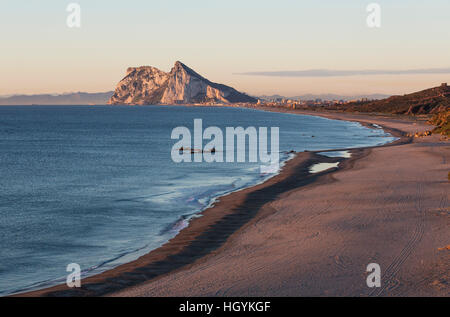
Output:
top-left (317, 150), bottom-right (352, 158)
top-left (309, 162), bottom-right (340, 173)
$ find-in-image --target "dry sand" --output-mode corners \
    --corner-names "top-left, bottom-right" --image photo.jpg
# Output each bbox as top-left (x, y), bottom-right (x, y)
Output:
top-left (110, 111), bottom-right (449, 297)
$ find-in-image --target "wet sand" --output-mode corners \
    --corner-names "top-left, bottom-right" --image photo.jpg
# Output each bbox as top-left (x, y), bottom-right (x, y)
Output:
top-left (19, 110), bottom-right (449, 297)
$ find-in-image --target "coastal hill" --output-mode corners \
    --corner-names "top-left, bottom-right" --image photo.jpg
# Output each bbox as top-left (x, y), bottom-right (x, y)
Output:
top-left (108, 61), bottom-right (257, 105)
top-left (326, 83), bottom-right (449, 135)
top-left (335, 83), bottom-right (450, 115)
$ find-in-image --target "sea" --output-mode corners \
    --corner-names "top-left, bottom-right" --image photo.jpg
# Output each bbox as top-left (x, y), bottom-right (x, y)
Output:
top-left (0, 105), bottom-right (396, 295)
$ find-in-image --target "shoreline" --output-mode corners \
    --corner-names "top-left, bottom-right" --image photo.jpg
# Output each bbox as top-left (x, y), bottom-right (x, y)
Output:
top-left (17, 152), bottom-right (349, 297)
top-left (14, 107), bottom-right (446, 297)
top-left (13, 108), bottom-right (414, 297)
top-left (108, 108), bottom-right (448, 297)
top-left (109, 109), bottom-right (448, 296)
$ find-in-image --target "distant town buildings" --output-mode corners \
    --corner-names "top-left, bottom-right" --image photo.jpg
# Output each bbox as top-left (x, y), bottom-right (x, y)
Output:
top-left (254, 96), bottom-right (370, 108)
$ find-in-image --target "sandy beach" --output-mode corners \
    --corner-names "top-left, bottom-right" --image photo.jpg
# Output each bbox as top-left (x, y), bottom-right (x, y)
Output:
top-left (19, 110), bottom-right (449, 297)
top-left (111, 110), bottom-right (449, 297)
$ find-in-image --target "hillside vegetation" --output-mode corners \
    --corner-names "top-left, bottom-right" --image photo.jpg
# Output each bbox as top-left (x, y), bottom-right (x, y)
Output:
top-left (429, 111), bottom-right (450, 136)
top-left (323, 84), bottom-right (450, 136)
top-left (340, 84), bottom-right (450, 115)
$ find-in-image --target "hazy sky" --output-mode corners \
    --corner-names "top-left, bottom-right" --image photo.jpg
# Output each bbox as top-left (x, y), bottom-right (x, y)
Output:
top-left (1, 0), bottom-right (449, 96)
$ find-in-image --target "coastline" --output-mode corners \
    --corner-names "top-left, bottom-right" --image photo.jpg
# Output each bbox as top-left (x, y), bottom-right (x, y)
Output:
top-left (16, 108), bottom-right (449, 297)
top-left (16, 150), bottom-right (365, 296)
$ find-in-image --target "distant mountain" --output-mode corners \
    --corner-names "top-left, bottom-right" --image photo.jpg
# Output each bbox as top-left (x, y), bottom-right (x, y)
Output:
top-left (258, 94), bottom-right (287, 101)
top-left (259, 93), bottom-right (390, 101)
top-left (0, 92), bottom-right (113, 105)
top-left (108, 61), bottom-right (257, 105)
top-left (339, 83), bottom-right (450, 114)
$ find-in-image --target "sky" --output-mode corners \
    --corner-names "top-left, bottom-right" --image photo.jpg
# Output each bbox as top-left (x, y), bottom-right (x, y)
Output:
top-left (1, 0), bottom-right (449, 96)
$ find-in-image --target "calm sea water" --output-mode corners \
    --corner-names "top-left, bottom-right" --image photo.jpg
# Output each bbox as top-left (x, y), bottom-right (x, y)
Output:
top-left (0, 106), bottom-right (395, 295)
